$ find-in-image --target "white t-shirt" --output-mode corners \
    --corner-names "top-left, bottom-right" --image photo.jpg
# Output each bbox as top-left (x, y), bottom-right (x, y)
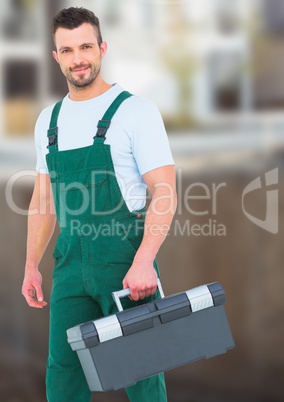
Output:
top-left (35, 84), bottom-right (174, 211)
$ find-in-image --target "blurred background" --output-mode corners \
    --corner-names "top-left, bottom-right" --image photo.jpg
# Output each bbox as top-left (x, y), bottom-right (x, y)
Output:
top-left (1, 0), bottom-right (284, 401)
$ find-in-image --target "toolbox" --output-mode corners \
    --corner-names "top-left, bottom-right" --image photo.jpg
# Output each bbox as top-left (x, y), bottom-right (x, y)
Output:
top-left (67, 280), bottom-right (235, 392)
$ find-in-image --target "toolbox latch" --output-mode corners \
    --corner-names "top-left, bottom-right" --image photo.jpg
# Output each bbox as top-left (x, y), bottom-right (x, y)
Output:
top-left (155, 293), bottom-right (191, 324)
top-left (186, 285), bottom-right (214, 312)
top-left (207, 282), bottom-right (225, 306)
top-left (117, 305), bottom-right (154, 336)
top-left (94, 315), bottom-right (123, 343)
top-left (80, 322), bottom-right (99, 348)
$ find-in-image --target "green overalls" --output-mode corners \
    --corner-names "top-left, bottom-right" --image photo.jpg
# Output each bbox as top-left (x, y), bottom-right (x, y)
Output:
top-left (45, 91), bottom-right (167, 402)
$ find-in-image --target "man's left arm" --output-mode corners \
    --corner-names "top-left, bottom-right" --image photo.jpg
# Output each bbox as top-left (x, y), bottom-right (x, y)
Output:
top-left (123, 165), bottom-right (177, 300)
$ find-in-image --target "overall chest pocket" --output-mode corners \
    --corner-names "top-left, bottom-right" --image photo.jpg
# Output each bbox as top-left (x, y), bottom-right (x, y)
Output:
top-left (58, 167), bottom-right (109, 218)
top-left (60, 168), bottom-right (106, 189)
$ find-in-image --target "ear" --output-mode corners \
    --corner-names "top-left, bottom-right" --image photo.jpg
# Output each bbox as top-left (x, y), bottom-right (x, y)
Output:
top-left (100, 41), bottom-right (108, 60)
top-left (52, 50), bottom-right (59, 64)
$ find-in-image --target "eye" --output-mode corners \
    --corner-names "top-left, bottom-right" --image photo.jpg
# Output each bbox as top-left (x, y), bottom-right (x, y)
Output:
top-left (82, 45), bottom-right (92, 50)
top-left (61, 49), bottom-right (71, 54)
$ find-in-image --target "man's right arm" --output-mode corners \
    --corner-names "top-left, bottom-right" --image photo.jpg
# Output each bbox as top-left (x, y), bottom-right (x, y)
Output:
top-left (22, 173), bottom-right (57, 308)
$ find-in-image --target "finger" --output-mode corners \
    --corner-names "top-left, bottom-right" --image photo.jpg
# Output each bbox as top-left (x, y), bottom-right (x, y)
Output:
top-left (138, 291), bottom-right (146, 300)
top-left (122, 278), bottom-right (128, 290)
top-left (24, 294), bottom-right (46, 308)
top-left (145, 289), bottom-right (152, 298)
top-left (22, 288), bottom-right (47, 308)
top-left (28, 300), bottom-right (47, 308)
top-left (130, 287), bottom-right (139, 301)
top-left (143, 284), bottom-right (156, 298)
top-left (34, 285), bottom-right (44, 303)
top-left (122, 279), bottom-right (133, 300)
top-left (22, 287), bottom-right (35, 304)
top-left (150, 284), bottom-right (157, 295)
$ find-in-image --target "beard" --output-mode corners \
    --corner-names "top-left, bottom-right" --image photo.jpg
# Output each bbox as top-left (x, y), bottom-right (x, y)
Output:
top-left (65, 63), bottom-right (100, 89)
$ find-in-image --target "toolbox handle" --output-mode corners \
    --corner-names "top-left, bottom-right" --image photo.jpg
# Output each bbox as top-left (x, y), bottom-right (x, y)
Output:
top-left (112, 279), bottom-right (165, 312)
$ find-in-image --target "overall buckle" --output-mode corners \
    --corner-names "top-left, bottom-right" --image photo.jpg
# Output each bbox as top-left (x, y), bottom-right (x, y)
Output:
top-left (47, 127), bottom-right (58, 148)
top-left (95, 120), bottom-right (111, 138)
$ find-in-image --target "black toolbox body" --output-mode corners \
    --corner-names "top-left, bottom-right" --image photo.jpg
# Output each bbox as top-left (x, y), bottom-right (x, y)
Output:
top-left (67, 282), bottom-right (235, 391)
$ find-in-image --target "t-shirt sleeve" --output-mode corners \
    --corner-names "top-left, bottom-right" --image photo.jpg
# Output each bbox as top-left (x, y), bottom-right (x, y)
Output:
top-left (130, 99), bottom-right (174, 176)
top-left (34, 107), bottom-right (52, 174)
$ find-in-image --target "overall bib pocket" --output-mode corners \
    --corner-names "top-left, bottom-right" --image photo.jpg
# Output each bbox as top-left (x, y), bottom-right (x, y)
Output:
top-left (58, 167), bottom-right (109, 218)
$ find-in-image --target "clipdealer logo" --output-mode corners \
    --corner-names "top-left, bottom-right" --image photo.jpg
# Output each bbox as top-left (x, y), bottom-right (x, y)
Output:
top-left (172, 167), bottom-right (279, 237)
top-left (4, 167), bottom-right (279, 236)
top-left (242, 168), bottom-right (279, 234)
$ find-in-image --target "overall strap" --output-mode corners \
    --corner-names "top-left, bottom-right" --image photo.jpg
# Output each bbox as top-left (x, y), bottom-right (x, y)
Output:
top-left (94, 91), bottom-right (133, 143)
top-left (47, 99), bottom-right (63, 152)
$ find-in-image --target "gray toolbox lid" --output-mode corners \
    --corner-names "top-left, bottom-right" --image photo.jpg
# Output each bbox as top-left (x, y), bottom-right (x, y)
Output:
top-left (67, 282), bottom-right (226, 350)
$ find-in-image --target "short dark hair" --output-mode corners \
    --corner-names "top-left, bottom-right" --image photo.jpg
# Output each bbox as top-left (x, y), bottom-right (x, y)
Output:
top-left (52, 7), bottom-right (103, 46)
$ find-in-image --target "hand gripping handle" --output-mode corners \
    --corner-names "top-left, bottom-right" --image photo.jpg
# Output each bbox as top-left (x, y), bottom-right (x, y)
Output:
top-left (112, 279), bottom-right (165, 312)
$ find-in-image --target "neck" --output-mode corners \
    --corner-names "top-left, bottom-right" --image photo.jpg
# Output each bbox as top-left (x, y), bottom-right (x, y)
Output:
top-left (68, 77), bottom-right (112, 101)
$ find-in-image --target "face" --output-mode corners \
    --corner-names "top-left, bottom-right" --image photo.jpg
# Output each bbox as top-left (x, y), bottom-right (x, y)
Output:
top-left (52, 23), bottom-right (107, 89)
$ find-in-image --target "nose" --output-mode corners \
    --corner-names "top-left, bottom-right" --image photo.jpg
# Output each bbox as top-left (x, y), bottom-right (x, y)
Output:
top-left (71, 49), bottom-right (84, 67)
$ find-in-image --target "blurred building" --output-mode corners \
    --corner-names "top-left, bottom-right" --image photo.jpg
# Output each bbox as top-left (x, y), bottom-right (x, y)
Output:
top-left (0, 1), bottom-right (255, 137)
top-left (254, 0), bottom-right (284, 109)
top-left (1, 0), bottom-right (284, 141)
top-left (1, 2), bottom-right (284, 401)
top-left (0, 0), bottom-right (47, 138)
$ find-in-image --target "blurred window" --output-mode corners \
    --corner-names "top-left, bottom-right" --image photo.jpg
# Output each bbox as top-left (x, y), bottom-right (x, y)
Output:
top-left (209, 52), bottom-right (242, 111)
top-left (139, 2), bottom-right (154, 28)
top-left (3, 60), bottom-right (38, 136)
top-left (262, 0), bottom-right (284, 34)
top-left (104, 0), bottom-right (120, 26)
top-left (215, 1), bottom-right (241, 34)
top-left (4, 60), bottom-right (37, 98)
top-left (1, 0), bottom-right (38, 41)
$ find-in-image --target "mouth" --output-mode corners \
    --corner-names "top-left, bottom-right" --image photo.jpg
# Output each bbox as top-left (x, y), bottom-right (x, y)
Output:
top-left (71, 66), bottom-right (90, 74)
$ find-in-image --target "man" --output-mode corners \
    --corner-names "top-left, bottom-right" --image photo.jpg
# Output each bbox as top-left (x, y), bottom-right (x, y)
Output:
top-left (22, 7), bottom-right (176, 402)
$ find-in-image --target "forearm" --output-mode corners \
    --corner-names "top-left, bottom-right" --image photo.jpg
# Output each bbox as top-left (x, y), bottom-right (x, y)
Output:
top-left (123, 165), bottom-right (176, 299)
top-left (23, 173), bottom-right (55, 308)
top-left (23, 207), bottom-right (54, 308)
top-left (25, 211), bottom-right (56, 271)
top-left (25, 175), bottom-right (57, 272)
top-left (134, 187), bottom-right (177, 264)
